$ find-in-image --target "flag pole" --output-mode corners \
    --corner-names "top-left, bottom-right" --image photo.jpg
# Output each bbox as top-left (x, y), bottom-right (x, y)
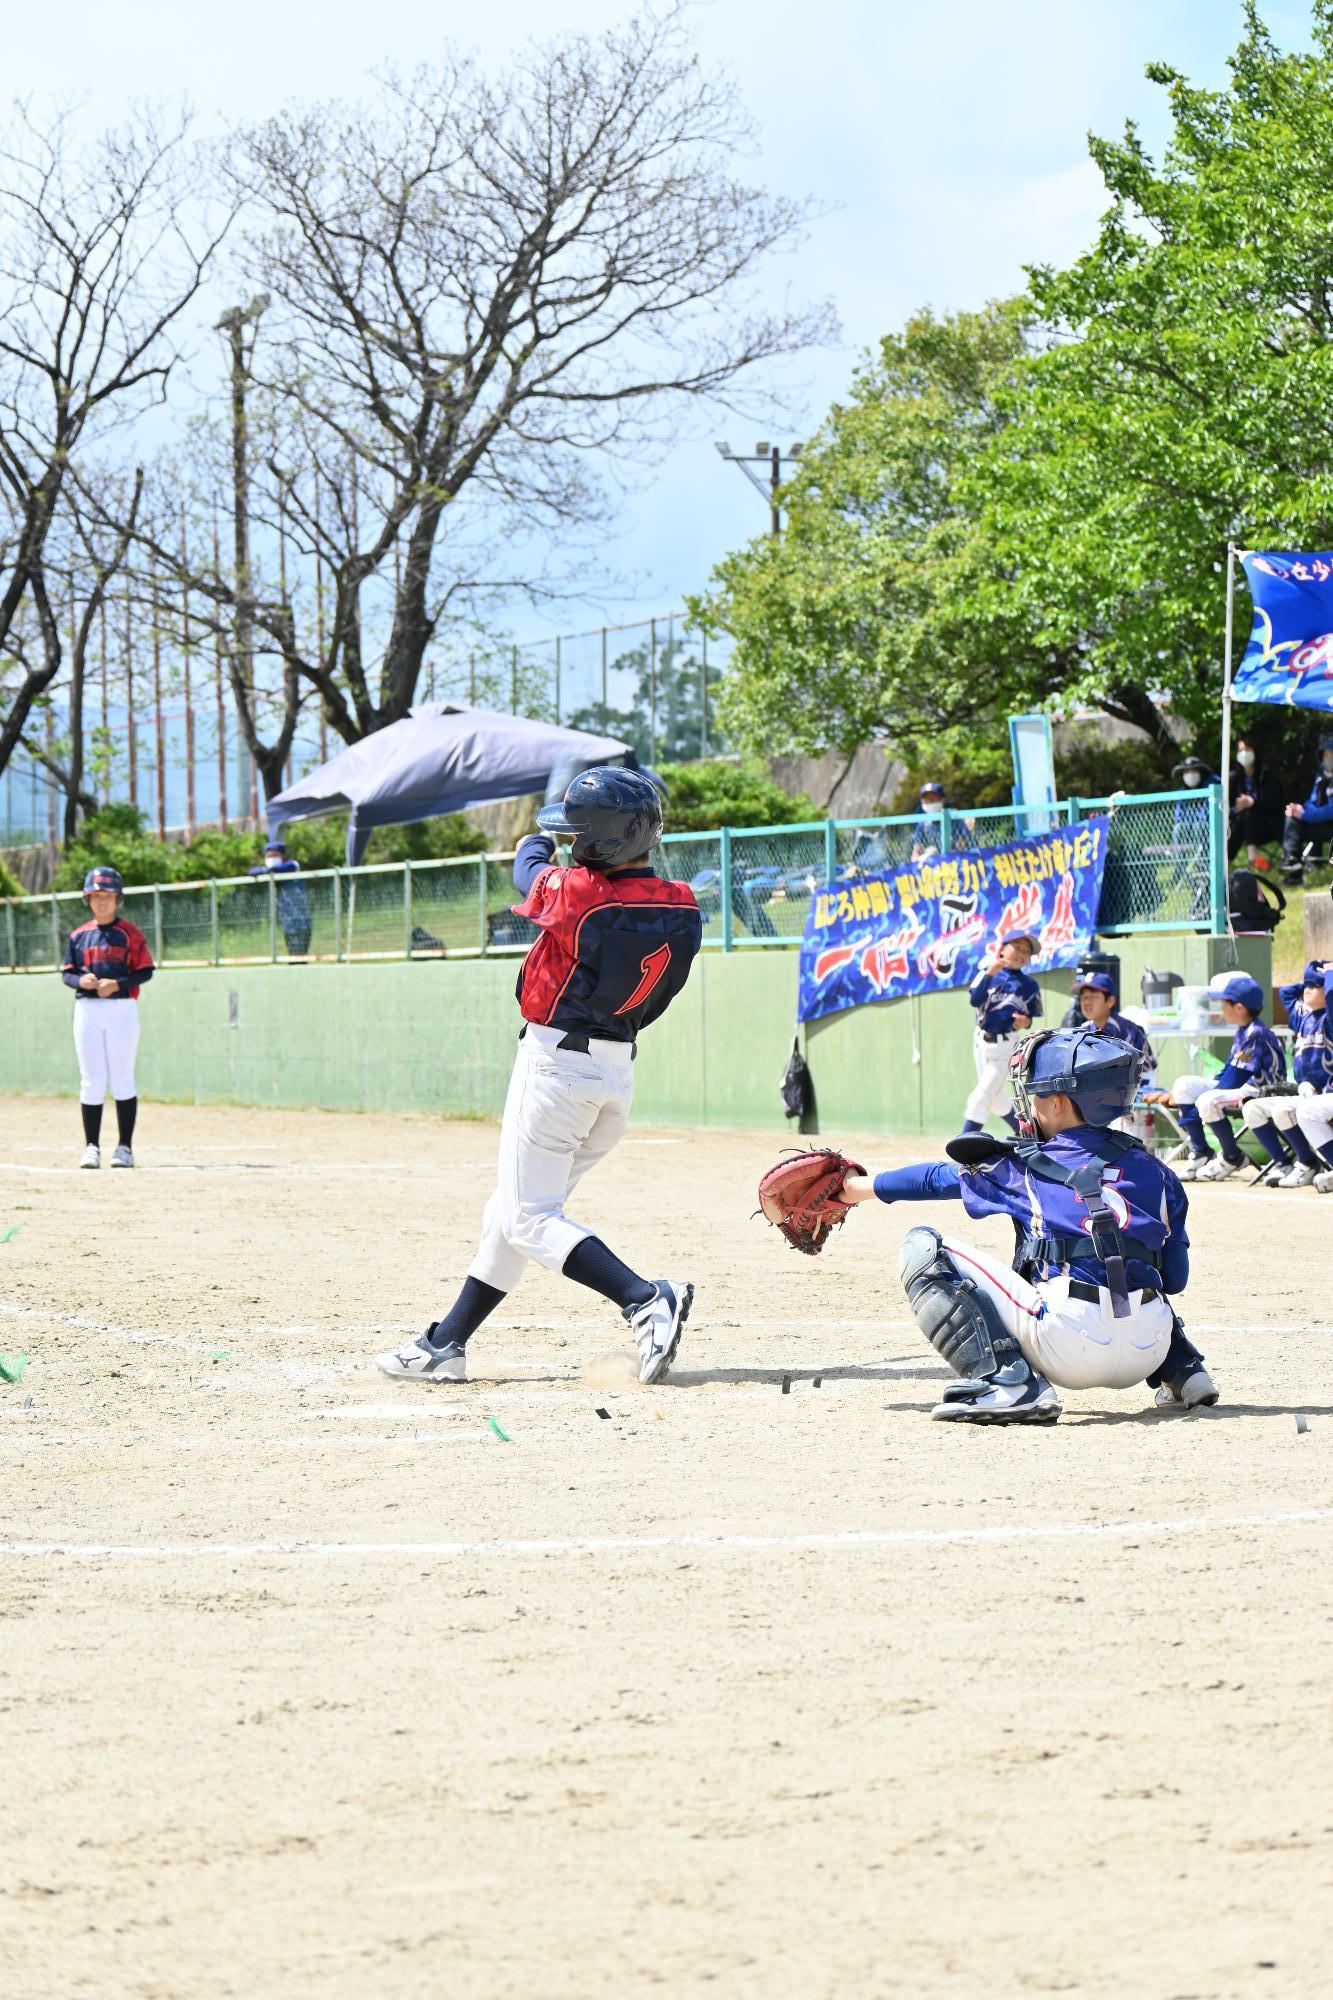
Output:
top-left (1219, 542), bottom-right (1238, 956)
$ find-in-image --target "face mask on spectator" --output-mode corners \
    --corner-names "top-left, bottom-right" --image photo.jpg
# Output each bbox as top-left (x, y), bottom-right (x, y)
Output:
top-left (1237, 748), bottom-right (1256, 771)
top-left (1322, 750), bottom-right (1333, 775)
top-left (1183, 770), bottom-right (1203, 788)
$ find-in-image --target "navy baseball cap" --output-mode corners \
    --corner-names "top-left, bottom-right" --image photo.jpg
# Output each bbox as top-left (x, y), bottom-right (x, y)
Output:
top-left (919, 780), bottom-right (945, 798)
top-left (1303, 960), bottom-right (1328, 986)
top-left (1210, 970), bottom-right (1265, 1013)
top-left (1075, 970), bottom-right (1117, 995)
top-left (264, 840), bottom-right (288, 854)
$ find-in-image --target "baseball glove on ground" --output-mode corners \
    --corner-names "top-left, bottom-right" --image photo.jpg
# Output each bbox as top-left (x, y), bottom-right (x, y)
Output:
top-left (757, 1148), bottom-right (865, 1256)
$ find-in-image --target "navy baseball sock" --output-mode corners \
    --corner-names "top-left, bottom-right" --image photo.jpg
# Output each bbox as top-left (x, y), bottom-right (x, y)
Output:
top-left (562, 1236), bottom-right (656, 1311)
top-left (81, 1103), bottom-right (103, 1145)
top-left (115, 1097), bottom-right (137, 1147)
top-left (426, 1277), bottom-right (506, 1350)
top-left (1001, 1110), bottom-right (1020, 1134)
top-left (1319, 1139), bottom-right (1333, 1168)
top-left (1204, 1116), bottom-right (1245, 1165)
top-left (1175, 1104), bottom-right (1210, 1155)
top-left (961, 1119), bottom-right (983, 1134)
top-left (1285, 1124), bottom-right (1319, 1168)
top-left (1249, 1118), bottom-right (1292, 1167)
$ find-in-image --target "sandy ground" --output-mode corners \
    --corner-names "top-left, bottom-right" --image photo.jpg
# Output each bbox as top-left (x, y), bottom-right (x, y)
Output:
top-left (0, 1093), bottom-right (1330, 2000)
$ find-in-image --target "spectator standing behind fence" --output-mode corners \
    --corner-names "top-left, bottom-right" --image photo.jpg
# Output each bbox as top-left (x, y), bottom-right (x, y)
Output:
top-left (910, 781), bottom-right (975, 862)
top-left (1280, 733), bottom-right (1333, 881)
top-left (249, 841), bottom-right (312, 958)
top-left (1171, 755), bottom-right (1220, 922)
top-left (1228, 734), bottom-right (1280, 869)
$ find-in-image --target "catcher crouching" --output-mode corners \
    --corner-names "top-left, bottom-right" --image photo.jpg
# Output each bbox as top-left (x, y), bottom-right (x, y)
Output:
top-left (759, 1028), bottom-right (1218, 1426)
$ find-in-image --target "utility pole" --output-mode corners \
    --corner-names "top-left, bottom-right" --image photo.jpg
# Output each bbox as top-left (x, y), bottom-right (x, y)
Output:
top-left (215, 294), bottom-right (269, 824)
top-left (715, 440), bottom-right (800, 537)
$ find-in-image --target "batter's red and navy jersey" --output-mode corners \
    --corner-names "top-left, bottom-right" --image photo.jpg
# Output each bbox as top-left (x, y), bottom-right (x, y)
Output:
top-left (62, 918), bottom-right (155, 1000)
top-left (512, 839), bottom-right (701, 1043)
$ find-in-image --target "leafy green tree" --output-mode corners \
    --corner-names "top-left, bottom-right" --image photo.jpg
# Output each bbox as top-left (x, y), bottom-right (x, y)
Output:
top-left (655, 759), bottom-right (819, 831)
top-left (965, 2), bottom-right (1333, 763)
top-left (695, 302), bottom-right (1064, 765)
top-left (565, 632), bottom-right (723, 765)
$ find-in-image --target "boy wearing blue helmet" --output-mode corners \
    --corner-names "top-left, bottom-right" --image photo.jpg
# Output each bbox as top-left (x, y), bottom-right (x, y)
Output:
top-left (1143, 971), bottom-right (1285, 1182)
top-left (840, 1027), bottom-right (1214, 1425)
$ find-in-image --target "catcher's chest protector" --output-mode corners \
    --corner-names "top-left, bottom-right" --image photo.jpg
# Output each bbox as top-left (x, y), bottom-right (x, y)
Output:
top-left (1014, 1132), bottom-right (1142, 1318)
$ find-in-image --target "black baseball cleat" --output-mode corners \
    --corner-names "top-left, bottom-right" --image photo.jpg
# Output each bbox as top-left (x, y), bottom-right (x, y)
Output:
top-left (1154, 1366), bottom-right (1219, 1410)
top-left (624, 1280), bottom-right (693, 1384)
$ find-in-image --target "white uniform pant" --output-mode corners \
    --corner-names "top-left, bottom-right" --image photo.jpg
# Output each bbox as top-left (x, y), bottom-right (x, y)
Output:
top-left (469, 1024), bottom-right (635, 1293)
top-left (1294, 1090), bottom-right (1333, 1155)
top-left (1169, 1073), bottom-right (1259, 1124)
top-left (1240, 1090), bottom-right (1304, 1136)
top-left (941, 1233), bottom-right (1174, 1391)
top-left (73, 998), bottom-right (140, 1103)
top-left (964, 1029), bottom-right (1018, 1124)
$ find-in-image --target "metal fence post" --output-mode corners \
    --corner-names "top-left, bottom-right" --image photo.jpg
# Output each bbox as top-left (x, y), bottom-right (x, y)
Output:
top-left (719, 824), bottom-right (733, 951)
top-left (332, 870), bottom-right (342, 962)
top-left (404, 861), bottom-right (413, 958)
top-left (700, 630), bottom-right (709, 759)
top-left (478, 856), bottom-right (489, 954)
top-left (4, 901), bottom-right (14, 971)
top-left (939, 807), bottom-right (953, 857)
top-left (1208, 782), bottom-right (1227, 935)
top-left (554, 636), bottom-right (561, 725)
top-left (1067, 795), bottom-right (1082, 827)
top-left (209, 880), bottom-right (219, 965)
top-left (649, 617), bottom-right (657, 763)
top-left (268, 877), bottom-right (277, 962)
top-left (50, 897), bottom-right (61, 970)
top-left (823, 817), bottom-right (837, 884)
top-left (152, 886), bottom-right (164, 965)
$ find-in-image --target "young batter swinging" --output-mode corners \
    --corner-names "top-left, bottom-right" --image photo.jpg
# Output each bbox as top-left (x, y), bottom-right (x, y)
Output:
top-left (376, 767), bottom-right (703, 1385)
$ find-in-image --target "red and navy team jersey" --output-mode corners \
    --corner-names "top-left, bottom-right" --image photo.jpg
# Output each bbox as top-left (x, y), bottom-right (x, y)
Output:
top-left (513, 852), bottom-right (701, 1043)
top-left (62, 918), bottom-right (155, 1000)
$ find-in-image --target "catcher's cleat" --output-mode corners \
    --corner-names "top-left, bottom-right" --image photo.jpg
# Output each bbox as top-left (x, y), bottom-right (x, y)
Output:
top-left (375, 1329), bottom-right (468, 1382)
top-left (932, 1362), bottom-right (1061, 1426)
top-left (79, 1143), bottom-right (100, 1170)
top-left (1154, 1365), bottom-right (1219, 1410)
top-left (109, 1144), bottom-right (134, 1169)
top-left (625, 1279), bottom-right (692, 1384)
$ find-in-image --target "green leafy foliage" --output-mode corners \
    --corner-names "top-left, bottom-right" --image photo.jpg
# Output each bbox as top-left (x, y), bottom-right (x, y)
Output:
top-left (656, 760), bottom-right (820, 831)
top-left (53, 804), bottom-right (488, 890)
top-left (0, 855), bottom-right (22, 898)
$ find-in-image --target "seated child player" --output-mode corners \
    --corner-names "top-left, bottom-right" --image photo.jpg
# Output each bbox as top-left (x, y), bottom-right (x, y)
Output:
top-left (1143, 971), bottom-right (1285, 1182)
top-left (840, 1028), bottom-right (1215, 1425)
top-left (962, 930), bottom-right (1042, 1135)
top-left (1073, 969), bottom-right (1156, 1080)
top-left (1241, 959), bottom-right (1330, 1189)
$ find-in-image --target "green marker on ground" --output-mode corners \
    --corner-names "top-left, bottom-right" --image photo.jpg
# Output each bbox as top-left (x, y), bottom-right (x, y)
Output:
top-left (0, 1226), bottom-right (19, 1243)
top-left (487, 1416), bottom-right (511, 1442)
top-left (0, 1352), bottom-right (28, 1384)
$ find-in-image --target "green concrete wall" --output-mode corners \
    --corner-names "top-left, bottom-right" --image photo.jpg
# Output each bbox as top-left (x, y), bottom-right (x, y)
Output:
top-left (0, 932), bottom-right (1271, 1135)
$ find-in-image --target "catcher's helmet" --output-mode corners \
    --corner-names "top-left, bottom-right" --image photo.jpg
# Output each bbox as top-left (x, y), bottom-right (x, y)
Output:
top-left (1009, 1027), bottom-right (1141, 1133)
top-left (536, 766), bottom-right (664, 870)
top-left (82, 866), bottom-right (124, 906)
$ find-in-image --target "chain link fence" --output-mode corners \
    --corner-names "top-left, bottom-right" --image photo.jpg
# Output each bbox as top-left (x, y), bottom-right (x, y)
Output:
top-left (0, 790), bottom-right (1223, 971)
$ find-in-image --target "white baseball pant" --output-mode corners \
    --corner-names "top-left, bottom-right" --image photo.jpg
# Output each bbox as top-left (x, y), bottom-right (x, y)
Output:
top-left (941, 1234), bottom-right (1174, 1391)
top-left (1169, 1073), bottom-right (1259, 1123)
top-left (469, 1023), bottom-right (635, 1293)
top-left (1294, 1089), bottom-right (1333, 1157)
top-left (1240, 1089), bottom-right (1305, 1138)
top-left (73, 998), bottom-right (141, 1103)
top-left (963, 1029), bottom-right (1019, 1124)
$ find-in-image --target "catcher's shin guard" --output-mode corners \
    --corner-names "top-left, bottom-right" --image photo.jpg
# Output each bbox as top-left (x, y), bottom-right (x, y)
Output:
top-left (897, 1226), bottom-right (1020, 1379)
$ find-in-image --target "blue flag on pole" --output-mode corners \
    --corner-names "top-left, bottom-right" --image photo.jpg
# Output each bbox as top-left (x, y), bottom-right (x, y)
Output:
top-left (1235, 550), bottom-right (1333, 711)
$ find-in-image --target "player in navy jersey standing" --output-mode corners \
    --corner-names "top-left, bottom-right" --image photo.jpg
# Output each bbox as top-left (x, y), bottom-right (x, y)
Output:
top-left (962, 930), bottom-right (1043, 1133)
top-left (61, 866), bottom-right (155, 1168)
top-left (376, 767), bottom-right (703, 1385)
top-left (839, 1028), bottom-right (1215, 1424)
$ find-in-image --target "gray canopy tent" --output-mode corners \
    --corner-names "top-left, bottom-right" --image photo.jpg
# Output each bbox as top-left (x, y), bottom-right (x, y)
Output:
top-left (265, 704), bottom-right (634, 866)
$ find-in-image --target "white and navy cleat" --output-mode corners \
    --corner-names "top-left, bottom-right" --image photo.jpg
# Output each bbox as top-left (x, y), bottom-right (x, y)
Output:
top-left (1155, 1366), bottom-right (1219, 1410)
top-left (109, 1144), bottom-right (134, 1169)
top-left (1275, 1163), bottom-right (1317, 1189)
top-left (1312, 1168), bottom-right (1333, 1194)
top-left (1172, 1153), bottom-right (1211, 1182)
top-left (625, 1280), bottom-right (693, 1385)
top-left (79, 1143), bottom-right (100, 1170)
top-left (1194, 1154), bottom-right (1241, 1182)
top-left (375, 1330), bottom-right (468, 1382)
top-left (933, 1366), bottom-right (1062, 1426)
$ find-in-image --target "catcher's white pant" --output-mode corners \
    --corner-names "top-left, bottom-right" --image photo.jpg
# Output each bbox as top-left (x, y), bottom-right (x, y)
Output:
top-left (963, 1029), bottom-right (1019, 1124)
top-left (73, 998), bottom-right (140, 1103)
top-left (469, 1024), bottom-right (634, 1293)
top-left (941, 1233), bottom-right (1174, 1391)
top-left (1294, 1089), bottom-right (1333, 1155)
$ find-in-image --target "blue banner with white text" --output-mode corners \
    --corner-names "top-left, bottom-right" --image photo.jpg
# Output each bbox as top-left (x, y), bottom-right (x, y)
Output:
top-left (797, 819), bottom-right (1108, 1024)
top-left (1235, 550), bottom-right (1333, 711)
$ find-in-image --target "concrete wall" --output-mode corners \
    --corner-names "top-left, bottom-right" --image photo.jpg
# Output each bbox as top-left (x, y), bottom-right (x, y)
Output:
top-left (0, 931), bottom-right (1270, 1135)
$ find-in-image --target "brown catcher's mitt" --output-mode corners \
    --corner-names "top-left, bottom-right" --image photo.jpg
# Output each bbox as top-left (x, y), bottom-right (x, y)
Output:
top-left (757, 1148), bottom-right (865, 1256)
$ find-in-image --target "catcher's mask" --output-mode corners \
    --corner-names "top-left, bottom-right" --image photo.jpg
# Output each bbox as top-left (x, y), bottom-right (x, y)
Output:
top-left (1007, 1026), bottom-right (1141, 1135)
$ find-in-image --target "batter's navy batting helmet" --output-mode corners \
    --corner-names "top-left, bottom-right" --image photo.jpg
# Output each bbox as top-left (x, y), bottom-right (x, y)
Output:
top-left (1210, 970), bottom-right (1265, 1014)
top-left (82, 866), bottom-right (124, 905)
top-left (1009, 1027), bottom-right (1141, 1132)
top-left (536, 767), bottom-right (664, 870)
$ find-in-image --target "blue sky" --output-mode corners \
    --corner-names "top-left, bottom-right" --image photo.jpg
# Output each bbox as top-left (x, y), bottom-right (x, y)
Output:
top-left (7, 1), bottom-right (1318, 639)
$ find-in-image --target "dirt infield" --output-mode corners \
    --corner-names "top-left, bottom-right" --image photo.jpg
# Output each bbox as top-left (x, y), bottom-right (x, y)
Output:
top-left (1, 1094), bottom-right (1330, 2000)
